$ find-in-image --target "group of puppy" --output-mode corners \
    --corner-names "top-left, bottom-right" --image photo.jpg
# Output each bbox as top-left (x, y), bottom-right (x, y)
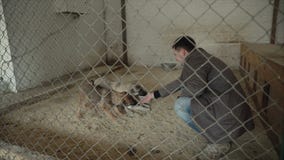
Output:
top-left (77, 77), bottom-right (150, 121)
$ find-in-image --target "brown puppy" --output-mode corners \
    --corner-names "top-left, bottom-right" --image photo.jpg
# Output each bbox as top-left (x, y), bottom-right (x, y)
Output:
top-left (78, 78), bottom-right (148, 120)
top-left (77, 78), bottom-right (117, 120)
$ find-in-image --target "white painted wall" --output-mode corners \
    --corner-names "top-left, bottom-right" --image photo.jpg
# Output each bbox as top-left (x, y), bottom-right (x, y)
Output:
top-left (54, 0), bottom-right (88, 13)
top-left (0, 0), bottom-right (17, 93)
top-left (2, 0), bottom-right (105, 91)
top-left (1, 0), bottom-right (283, 90)
top-left (126, 0), bottom-right (284, 67)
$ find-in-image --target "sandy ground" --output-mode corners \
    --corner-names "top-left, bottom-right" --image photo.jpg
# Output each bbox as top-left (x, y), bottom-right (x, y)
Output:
top-left (0, 140), bottom-right (55, 160)
top-left (0, 66), bottom-right (279, 160)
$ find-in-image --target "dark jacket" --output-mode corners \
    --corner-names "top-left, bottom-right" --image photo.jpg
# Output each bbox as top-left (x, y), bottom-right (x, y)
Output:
top-left (155, 48), bottom-right (254, 143)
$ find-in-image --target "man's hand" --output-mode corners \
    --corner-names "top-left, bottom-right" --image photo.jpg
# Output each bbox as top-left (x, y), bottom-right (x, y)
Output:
top-left (140, 92), bottom-right (154, 104)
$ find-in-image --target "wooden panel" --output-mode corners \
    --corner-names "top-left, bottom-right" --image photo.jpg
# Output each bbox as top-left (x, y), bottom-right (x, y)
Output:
top-left (241, 42), bottom-right (284, 156)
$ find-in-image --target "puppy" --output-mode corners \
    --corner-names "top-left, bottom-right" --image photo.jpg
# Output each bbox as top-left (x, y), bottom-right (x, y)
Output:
top-left (111, 81), bottom-right (148, 104)
top-left (78, 78), bottom-right (116, 120)
top-left (78, 78), bottom-right (149, 120)
top-left (129, 84), bottom-right (148, 100)
top-left (110, 84), bottom-right (149, 115)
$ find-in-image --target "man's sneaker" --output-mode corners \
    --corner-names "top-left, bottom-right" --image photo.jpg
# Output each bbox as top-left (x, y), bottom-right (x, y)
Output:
top-left (197, 143), bottom-right (232, 160)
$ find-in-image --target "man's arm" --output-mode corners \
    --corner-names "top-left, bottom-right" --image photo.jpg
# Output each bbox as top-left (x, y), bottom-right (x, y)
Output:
top-left (140, 79), bottom-right (181, 104)
top-left (153, 52), bottom-right (208, 99)
top-left (140, 51), bottom-right (209, 104)
top-left (153, 79), bottom-right (182, 98)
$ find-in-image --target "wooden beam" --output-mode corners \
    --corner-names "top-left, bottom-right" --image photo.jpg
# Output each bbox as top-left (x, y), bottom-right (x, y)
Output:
top-left (270, 0), bottom-right (280, 44)
top-left (121, 0), bottom-right (128, 66)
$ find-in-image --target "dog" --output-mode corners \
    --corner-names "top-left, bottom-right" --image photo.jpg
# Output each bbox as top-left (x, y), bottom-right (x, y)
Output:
top-left (77, 78), bottom-right (113, 120)
top-left (109, 81), bottom-right (150, 114)
top-left (77, 78), bottom-right (148, 120)
top-left (111, 81), bottom-right (148, 105)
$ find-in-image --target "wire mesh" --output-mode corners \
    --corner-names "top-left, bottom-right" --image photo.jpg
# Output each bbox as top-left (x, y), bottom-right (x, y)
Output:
top-left (0, 0), bottom-right (283, 159)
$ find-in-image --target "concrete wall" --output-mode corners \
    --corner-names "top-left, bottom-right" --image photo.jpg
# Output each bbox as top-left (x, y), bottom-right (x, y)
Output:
top-left (126, 0), bottom-right (284, 67)
top-left (2, 0), bottom-right (105, 91)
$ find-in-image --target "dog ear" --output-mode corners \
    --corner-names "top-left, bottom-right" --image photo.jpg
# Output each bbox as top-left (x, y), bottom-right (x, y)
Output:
top-left (90, 80), bottom-right (95, 86)
top-left (136, 85), bottom-right (147, 96)
top-left (93, 77), bottom-right (104, 85)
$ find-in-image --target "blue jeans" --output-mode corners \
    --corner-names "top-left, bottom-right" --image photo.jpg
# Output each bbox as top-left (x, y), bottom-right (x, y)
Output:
top-left (174, 97), bottom-right (201, 133)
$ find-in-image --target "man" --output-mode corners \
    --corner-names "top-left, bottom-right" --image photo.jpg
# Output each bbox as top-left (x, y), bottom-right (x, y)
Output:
top-left (140, 36), bottom-right (254, 159)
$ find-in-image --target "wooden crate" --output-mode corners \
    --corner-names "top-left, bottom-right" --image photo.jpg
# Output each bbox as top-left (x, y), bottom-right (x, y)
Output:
top-left (240, 42), bottom-right (284, 155)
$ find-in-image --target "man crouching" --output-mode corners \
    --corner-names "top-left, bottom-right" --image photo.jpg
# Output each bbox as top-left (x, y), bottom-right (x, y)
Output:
top-left (140, 36), bottom-right (254, 159)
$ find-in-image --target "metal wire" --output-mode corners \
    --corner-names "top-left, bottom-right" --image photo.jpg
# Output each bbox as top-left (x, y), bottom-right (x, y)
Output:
top-left (0, 0), bottom-right (283, 159)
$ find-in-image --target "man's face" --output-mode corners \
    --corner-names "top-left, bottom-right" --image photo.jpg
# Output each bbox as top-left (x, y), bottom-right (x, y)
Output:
top-left (173, 48), bottom-right (187, 63)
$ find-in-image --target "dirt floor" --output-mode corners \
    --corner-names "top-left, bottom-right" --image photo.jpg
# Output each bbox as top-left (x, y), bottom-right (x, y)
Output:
top-left (0, 66), bottom-right (279, 160)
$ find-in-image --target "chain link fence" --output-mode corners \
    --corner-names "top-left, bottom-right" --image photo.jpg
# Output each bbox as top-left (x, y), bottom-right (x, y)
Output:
top-left (0, 0), bottom-right (283, 159)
